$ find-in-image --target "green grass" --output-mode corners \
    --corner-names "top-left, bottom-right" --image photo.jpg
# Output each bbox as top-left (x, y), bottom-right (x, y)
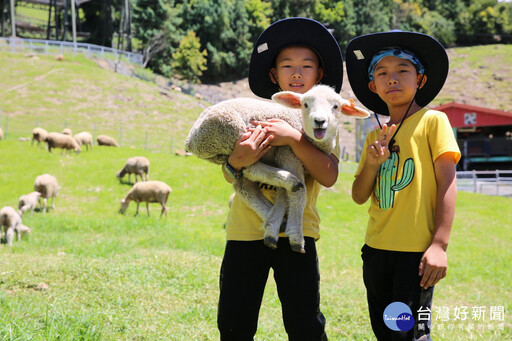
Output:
top-left (0, 140), bottom-right (510, 340)
top-left (0, 49), bottom-right (511, 339)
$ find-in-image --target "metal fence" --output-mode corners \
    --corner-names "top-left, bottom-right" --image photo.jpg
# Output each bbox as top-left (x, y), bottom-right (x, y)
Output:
top-left (457, 170), bottom-right (512, 197)
top-left (0, 36), bottom-right (143, 65)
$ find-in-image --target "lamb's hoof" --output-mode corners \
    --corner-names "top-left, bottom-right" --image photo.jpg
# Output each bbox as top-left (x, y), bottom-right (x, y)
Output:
top-left (264, 236), bottom-right (278, 250)
top-left (290, 243), bottom-right (306, 254)
top-left (292, 182), bottom-right (304, 192)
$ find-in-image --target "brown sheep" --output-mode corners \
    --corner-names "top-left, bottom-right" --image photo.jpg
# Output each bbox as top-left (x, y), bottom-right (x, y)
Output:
top-left (116, 156), bottom-right (150, 183)
top-left (120, 181), bottom-right (172, 217)
top-left (97, 134), bottom-right (119, 147)
top-left (45, 132), bottom-right (81, 154)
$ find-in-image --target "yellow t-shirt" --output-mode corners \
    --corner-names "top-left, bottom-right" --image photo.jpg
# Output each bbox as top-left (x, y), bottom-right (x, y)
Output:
top-left (226, 142), bottom-right (340, 241)
top-left (355, 109), bottom-right (461, 252)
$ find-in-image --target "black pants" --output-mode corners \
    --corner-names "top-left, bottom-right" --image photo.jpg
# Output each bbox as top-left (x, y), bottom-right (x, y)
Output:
top-left (217, 237), bottom-right (328, 341)
top-left (361, 244), bottom-right (433, 341)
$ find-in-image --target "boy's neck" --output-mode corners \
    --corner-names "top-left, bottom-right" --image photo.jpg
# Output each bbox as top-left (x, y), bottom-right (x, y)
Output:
top-left (387, 102), bottom-right (423, 125)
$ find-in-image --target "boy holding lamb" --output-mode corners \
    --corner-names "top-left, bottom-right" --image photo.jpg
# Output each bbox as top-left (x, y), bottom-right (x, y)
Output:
top-left (217, 17), bottom-right (344, 340)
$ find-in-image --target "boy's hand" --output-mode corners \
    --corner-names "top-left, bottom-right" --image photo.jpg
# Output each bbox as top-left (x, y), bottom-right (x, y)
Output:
top-left (366, 124), bottom-right (397, 166)
top-left (251, 119), bottom-right (301, 147)
top-left (228, 125), bottom-right (273, 170)
top-left (418, 244), bottom-right (448, 289)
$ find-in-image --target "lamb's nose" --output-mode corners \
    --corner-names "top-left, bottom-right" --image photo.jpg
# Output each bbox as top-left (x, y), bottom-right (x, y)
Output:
top-left (314, 119), bottom-right (325, 126)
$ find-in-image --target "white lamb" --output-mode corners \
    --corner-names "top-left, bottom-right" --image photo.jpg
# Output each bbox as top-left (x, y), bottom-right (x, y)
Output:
top-left (97, 134), bottom-right (119, 147)
top-left (116, 156), bottom-right (150, 183)
top-left (32, 127), bottom-right (48, 147)
top-left (61, 128), bottom-right (72, 136)
top-left (18, 191), bottom-right (42, 215)
top-left (0, 127), bottom-right (3, 141)
top-left (0, 206), bottom-right (31, 246)
top-left (45, 132), bottom-right (81, 154)
top-left (74, 131), bottom-right (93, 151)
top-left (120, 180), bottom-right (172, 217)
top-left (186, 85), bottom-right (369, 252)
top-left (34, 174), bottom-right (60, 213)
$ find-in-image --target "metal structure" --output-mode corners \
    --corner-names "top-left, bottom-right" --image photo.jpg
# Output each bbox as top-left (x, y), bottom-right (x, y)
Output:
top-left (1, 0), bottom-right (131, 51)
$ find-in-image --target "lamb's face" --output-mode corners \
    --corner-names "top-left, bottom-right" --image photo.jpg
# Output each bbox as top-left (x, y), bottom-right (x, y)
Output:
top-left (301, 93), bottom-right (341, 143)
top-left (120, 199), bottom-right (129, 214)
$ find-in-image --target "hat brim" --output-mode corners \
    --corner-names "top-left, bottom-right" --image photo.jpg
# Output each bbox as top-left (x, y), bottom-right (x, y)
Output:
top-left (249, 17), bottom-right (343, 99)
top-left (346, 31), bottom-right (448, 116)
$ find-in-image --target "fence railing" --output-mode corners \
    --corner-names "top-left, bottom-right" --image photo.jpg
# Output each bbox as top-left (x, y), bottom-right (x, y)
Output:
top-left (0, 36), bottom-right (143, 65)
top-left (457, 170), bottom-right (512, 197)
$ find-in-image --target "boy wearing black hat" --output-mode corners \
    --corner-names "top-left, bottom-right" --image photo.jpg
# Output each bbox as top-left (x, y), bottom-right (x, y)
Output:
top-left (217, 18), bottom-right (343, 340)
top-left (347, 31), bottom-right (461, 340)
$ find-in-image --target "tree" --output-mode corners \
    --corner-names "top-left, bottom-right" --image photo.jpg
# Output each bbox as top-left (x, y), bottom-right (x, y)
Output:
top-left (171, 30), bottom-right (208, 84)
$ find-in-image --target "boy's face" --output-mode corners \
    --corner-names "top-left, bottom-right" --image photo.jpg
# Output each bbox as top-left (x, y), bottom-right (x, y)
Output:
top-left (270, 46), bottom-right (324, 94)
top-left (368, 56), bottom-right (427, 108)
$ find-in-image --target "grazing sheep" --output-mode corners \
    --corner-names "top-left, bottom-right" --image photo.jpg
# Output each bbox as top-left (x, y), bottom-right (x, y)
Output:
top-left (34, 174), bottom-right (60, 213)
top-left (186, 85), bottom-right (369, 252)
top-left (32, 127), bottom-right (48, 146)
top-left (74, 131), bottom-right (93, 151)
top-left (61, 128), bottom-right (72, 136)
top-left (45, 132), bottom-right (81, 154)
top-left (18, 191), bottom-right (42, 215)
top-left (116, 156), bottom-right (150, 183)
top-left (0, 206), bottom-right (31, 246)
top-left (97, 134), bottom-right (119, 147)
top-left (120, 181), bottom-right (172, 217)
top-left (0, 127), bottom-right (3, 140)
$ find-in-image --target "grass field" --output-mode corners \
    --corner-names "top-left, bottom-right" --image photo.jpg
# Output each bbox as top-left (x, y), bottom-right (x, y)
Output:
top-left (0, 140), bottom-right (510, 340)
top-left (0, 48), bottom-right (511, 340)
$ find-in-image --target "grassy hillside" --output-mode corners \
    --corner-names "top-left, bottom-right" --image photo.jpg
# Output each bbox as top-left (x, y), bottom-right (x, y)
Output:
top-left (0, 49), bottom-right (511, 340)
top-left (0, 51), bottom-right (207, 153)
top-left (0, 140), bottom-right (510, 340)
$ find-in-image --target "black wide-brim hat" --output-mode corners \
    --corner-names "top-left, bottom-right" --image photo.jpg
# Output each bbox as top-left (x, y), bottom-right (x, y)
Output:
top-left (249, 17), bottom-right (343, 99)
top-left (346, 30), bottom-right (448, 116)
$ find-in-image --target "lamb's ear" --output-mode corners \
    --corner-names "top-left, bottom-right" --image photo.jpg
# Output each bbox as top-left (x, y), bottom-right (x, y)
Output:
top-left (340, 98), bottom-right (371, 118)
top-left (272, 91), bottom-right (302, 109)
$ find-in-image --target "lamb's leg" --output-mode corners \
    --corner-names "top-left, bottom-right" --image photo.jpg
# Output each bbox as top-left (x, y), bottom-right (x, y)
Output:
top-left (263, 188), bottom-right (288, 249)
top-left (244, 160), bottom-right (304, 193)
top-left (275, 150), bottom-right (307, 253)
top-left (135, 202), bottom-right (140, 216)
top-left (5, 227), bottom-right (14, 246)
top-left (233, 177), bottom-right (273, 223)
top-left (146, 202), bottom-right (150, 216)
top-left (43, 197), bottom-right (48, 214)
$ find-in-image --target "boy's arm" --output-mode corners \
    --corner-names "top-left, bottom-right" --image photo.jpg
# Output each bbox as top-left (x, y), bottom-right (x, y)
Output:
top-left (419, 152), bottom-right (458, 289)
top-left (254, 119), bottom-right (338, 187)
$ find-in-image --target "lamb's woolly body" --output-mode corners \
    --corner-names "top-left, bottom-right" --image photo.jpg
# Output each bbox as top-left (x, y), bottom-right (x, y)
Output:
top-left (186, 85), bottom-right (369, 252)
top-left (97, 135), bottom-right (119, 147)
top-left (0, 206), bottom-right (31, 246)
top-left (45, 132), bottom-right (81, 153)
top-left (18, 191), bottom-right (42, 216)
top-left (117, 156), bottom-right (150, 183)
top-left (74, 131), bottom-right (93, 151)
top-left (120, 181), bottom-right (172, 217)
top-left (34, 174), bottom-right (60, 213)
top-left (32, 127), bottom-right (48, 146)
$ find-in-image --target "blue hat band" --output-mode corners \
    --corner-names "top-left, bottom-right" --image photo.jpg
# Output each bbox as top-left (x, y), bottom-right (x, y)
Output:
top-left (368, 48), bottom-right (425, 81)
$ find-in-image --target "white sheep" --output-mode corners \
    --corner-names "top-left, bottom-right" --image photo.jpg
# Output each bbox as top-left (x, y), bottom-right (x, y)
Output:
top-left (186, 85), bottom-right (369, 252)
top-left (74, 131), bottom-right (93, 151)
top-left (45, 132), bottom-right (81, 154)
top-left (18, 191), bottom-right (42, 215)
top-left (34, 174), bottom-right (60, 213)
top-left (0, 206), bottom-right (31, 246)
top-left (116, 156), bottom-right (150, 183)
top-left (97, 134), bottom-right (119, 147)
top-left (61, 128), bottom-right (72, 136)
top-left (120, 180), bottom-right (172, 217)
top-left (32, 127), bottom-right (48, 147)
top-left (0, 127), bottom-right (3, 141)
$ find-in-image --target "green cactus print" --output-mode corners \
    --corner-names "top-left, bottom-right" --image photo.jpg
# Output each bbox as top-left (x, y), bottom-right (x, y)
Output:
top-left (375, 152), bottom-right (415, 209)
